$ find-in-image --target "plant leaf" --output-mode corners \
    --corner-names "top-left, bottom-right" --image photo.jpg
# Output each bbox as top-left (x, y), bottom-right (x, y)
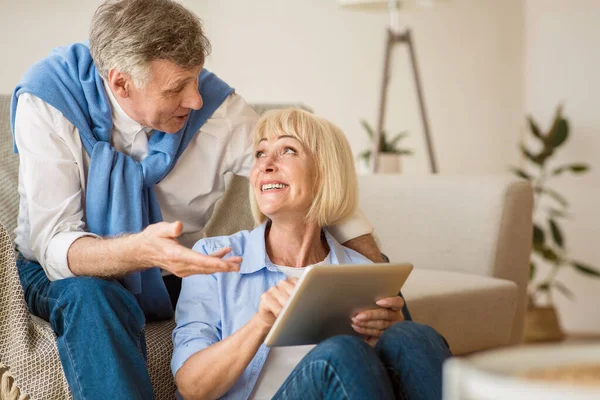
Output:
top-left (527, 116), bottom-right (545, 142)
top-left (533, 224), bottom-right (545, 248)
top-left (548, 218), bottom-right (564, 248)
top-left (509, 166), bottom-right (532, 181)
top-left (520, 144), bottom-right (541, 165)
top-left (530, 262), bottom-right (536, 280)
top-left (358, 150), bottom-right (372, 164)
top-left (361, 120), bottom-right (374, 140)
top-left (553, 281), bottom-right (574, 300)
top-left (537, 282), bottom-right (550, 292)
top-left (545, 105), bottom-right (565, 147)
top-left (569, 164), bottom-right (590, 173)
top-left (540, 187), bottom-right (569, 208)
top-left (572, 262), bottom-right (600, 278)
top-left (388, 132), bottom-right (409, 149)
top-left (548, 208), bottom-right (571, 219)
top-left (549, 119), bottom-right (569, 148)
top-left (541, 246), bottom-right (560, 263)
top-left (390, 149), bottom-right (413, 156)
top-left (551, 163), bottom-right (590, 176)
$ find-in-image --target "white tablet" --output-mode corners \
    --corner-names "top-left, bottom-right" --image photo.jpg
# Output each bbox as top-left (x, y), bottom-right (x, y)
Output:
top-left (264, 262), bottom-right (413, 347)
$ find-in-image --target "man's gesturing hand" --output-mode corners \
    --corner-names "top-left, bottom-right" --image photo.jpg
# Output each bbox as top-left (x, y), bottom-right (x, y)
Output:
top-left (136, 221), bottom-right (242, 277)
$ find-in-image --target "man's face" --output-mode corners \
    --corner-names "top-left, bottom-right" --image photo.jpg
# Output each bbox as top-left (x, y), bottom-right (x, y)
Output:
top-left (124, 60), bottom-right (204, 133)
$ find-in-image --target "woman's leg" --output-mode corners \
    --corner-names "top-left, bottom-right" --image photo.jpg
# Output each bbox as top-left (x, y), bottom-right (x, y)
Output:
top-left (273, 335), bottom-right (395, 400)
top-left (375, 321), bottom-right (452, 400)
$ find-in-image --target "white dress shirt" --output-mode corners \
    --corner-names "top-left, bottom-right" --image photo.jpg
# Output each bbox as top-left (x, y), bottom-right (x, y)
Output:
top-left (14, 83), bottom-right (373, 281)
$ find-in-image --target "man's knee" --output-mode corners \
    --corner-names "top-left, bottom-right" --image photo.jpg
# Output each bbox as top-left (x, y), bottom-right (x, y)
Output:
top-left (54, 277), bottom-right (144, 328)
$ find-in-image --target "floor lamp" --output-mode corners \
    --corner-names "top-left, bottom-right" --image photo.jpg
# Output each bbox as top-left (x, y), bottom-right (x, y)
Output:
top-left (340, 0), bottom-right (441, 174)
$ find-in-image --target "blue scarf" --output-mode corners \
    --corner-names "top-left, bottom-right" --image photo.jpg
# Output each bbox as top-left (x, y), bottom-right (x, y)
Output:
top-left (10, 43), bottom-right (233, 320)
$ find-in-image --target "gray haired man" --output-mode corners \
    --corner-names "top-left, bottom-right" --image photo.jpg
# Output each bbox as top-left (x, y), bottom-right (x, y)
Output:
top-left (11, 0), bottom-right (380, 398)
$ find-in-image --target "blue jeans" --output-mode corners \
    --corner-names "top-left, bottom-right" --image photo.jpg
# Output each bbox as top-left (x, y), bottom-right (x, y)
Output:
top-left (273, 322), bottom-right (452, 400)
top-left (16, 255), bottom-right (155, 400)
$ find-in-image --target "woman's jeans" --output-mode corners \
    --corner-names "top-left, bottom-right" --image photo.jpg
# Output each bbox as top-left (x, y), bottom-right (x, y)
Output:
top-left (273, 322), bottom-right (452, 400)
top-left (16, 255), bottom-right (157, 400)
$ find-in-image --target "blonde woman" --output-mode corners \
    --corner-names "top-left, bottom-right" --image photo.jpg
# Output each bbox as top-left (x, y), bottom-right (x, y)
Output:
top-left (172, 109), bottom-right (451, 400)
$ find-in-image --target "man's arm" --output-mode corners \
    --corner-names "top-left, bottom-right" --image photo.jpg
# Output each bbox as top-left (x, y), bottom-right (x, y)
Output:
top-left (342, 233), bottom-right (384, 263)
top-left (67, 222), bottom-right (241, 278)
top-left (326, 208), bottom-right (383, 262)
top-left (223, 93), bottom-right (259, 178)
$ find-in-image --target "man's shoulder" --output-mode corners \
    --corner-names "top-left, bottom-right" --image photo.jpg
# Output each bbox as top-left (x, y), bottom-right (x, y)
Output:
top-left (209, 92), bottom-right (259, 126)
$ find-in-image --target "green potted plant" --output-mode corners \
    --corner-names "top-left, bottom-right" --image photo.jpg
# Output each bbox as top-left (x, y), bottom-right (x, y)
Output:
top-left (510, 105), bottom-right (600, 342)
top-left (358, 120), bottom-right (413, 173)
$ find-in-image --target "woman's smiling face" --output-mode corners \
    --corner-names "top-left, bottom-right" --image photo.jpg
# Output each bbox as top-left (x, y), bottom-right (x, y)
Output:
top-left (250, 134), bottom-right (316, 222)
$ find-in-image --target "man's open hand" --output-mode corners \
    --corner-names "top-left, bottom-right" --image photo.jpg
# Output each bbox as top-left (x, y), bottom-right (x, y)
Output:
top-left (137, 221), bottom-right (242, 277)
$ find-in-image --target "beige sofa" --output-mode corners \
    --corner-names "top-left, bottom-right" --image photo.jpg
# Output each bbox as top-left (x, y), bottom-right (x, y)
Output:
top-left (0, 94), bottom-right (533, 399)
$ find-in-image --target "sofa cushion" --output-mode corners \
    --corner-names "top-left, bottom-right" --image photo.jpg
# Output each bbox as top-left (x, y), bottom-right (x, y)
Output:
top-left (404, 269), bottom-right (518, 356)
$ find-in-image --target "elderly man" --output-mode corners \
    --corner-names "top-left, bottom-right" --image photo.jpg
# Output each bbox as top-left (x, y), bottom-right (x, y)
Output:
top-left (11, 0), bottom-right (381, 398)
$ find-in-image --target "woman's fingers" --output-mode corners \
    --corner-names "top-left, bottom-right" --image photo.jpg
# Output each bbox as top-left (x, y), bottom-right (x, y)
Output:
top-left (353, 307), bottom-right (396, 322)
top-left (350, 296), bottom-right (406, 335)
top-left (351, 324), bottom-right (385, 338)
top-left (261, 291), bottom-right (284, 318)
top-left (277, 279), bottom-right (297, 296)
top-left (269, 282), bottom-right (293, 308)
top-left (376, 296), bottom-right (405, 311)
top-left (352, 318), bottom-right (393, 330)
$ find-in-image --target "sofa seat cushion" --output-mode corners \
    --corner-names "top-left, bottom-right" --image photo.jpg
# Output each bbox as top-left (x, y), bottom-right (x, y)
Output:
top-left (403, 269), bottom-right (518, 356)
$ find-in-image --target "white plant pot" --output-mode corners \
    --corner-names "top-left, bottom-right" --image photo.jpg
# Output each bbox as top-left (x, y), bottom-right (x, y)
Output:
top-left (376, 153), bottom-right (402, 174)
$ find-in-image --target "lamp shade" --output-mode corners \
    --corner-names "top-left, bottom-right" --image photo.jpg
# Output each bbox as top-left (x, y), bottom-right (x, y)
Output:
top-left (339, 0), bottom-right (440, 10)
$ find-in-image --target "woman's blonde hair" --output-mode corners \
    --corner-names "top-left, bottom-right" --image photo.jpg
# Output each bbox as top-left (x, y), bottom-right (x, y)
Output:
top-left (250, 109), bottom-right (358, 227)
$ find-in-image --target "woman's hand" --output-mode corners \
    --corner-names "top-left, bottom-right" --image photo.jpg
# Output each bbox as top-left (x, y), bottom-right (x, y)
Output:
top-left (351, 296), bottom-right (405, 344)
top-left (256, 279), bottom-right (297, 329)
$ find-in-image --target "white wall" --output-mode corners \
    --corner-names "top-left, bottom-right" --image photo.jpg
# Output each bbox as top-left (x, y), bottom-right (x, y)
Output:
top-left (525, 0), bottom-right (600, 333)
top-left (0, 0), bottom-right (524, 175)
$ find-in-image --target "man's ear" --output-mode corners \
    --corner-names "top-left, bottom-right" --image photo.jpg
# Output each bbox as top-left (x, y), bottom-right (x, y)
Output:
top-left (107, 68), bottom-right (131, 98)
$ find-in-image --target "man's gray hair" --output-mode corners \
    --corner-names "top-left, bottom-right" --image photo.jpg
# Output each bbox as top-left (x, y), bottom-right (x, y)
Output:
top-left (90, 0), bottom-right (211, 87)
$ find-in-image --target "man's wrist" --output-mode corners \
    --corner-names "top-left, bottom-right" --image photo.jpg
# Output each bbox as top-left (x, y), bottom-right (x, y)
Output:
top-left (126, 232), bottom-right (152, 269)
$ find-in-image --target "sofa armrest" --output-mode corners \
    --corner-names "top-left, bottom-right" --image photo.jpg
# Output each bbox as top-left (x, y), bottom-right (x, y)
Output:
top-left (357, 175), bottom-right (533, 344)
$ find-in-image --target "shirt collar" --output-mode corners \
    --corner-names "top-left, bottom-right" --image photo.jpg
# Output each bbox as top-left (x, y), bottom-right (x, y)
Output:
top-left (239, 221), bottom-right (354, 275)
top-left (102, 78), bottom-right (152, 136)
